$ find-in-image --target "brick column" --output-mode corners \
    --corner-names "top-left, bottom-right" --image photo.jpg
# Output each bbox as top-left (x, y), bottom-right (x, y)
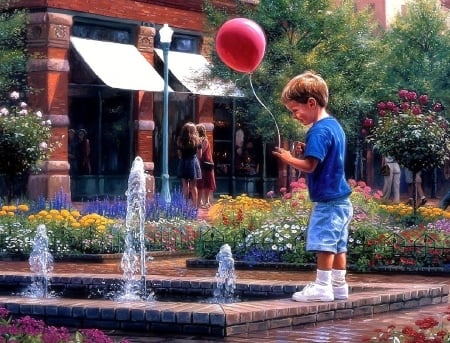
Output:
top-left (26, 12), bottom-right (72, 200)
top-left (136, 25), bottom-right (156, 198)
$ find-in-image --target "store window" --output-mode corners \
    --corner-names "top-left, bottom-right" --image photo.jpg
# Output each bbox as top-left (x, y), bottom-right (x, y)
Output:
top-left (213, 99), bottom-right (263, 177)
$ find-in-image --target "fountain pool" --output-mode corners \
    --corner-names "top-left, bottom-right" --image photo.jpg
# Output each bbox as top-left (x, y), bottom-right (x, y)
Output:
top-left (0, 271), bottom-right (447, 337)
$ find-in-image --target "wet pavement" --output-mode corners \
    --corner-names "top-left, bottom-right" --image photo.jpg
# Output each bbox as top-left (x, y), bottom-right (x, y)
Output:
top-left (0, 256), bottom-right (449, 343)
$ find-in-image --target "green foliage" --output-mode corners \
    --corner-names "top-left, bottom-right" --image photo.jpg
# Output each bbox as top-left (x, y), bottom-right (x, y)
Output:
top-left (0, 4), bottom-right (27, 95)
top-left (204, 0), bottom-right (382, 146)
top-left (378, 0), bottom-right (450, 103)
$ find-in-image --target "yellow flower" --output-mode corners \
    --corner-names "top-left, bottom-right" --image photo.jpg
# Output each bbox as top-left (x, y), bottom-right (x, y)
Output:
top-left (17, 204), bottom-right (29, 212)
top-left (0, 210), bottom-right (6, 216)
top-left (60, 209), bottom-right (71, 217)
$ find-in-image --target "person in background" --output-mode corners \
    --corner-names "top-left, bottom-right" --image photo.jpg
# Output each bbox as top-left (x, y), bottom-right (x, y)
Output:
top-left (272, 71), bottom-right (353, 302)
top-left (439, 161), bottom-right (450, 210)
top-left (77, 129), bottom-right (91, 174)
top-left (381, 155), bottom-right (400, 204)
top-left (68, 129), bottom-right (78, 174)
top-left (404, 168), bottom-right (426, 206)
top-left (196, 124), bottom-right (216, 209)
top-left (177, 122), bottom-right (202, 208)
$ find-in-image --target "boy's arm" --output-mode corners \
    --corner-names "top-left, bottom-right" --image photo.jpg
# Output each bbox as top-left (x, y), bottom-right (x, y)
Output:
top-left (272, 147), bottom-right (318, 173)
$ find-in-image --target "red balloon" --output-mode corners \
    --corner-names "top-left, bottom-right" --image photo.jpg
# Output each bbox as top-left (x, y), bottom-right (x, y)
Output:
top-left (215, 18), bottom-right (266, 74)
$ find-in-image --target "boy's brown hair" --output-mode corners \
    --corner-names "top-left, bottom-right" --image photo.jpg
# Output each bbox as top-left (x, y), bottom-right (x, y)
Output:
top-left (281, 71), bottom-right (329, 108)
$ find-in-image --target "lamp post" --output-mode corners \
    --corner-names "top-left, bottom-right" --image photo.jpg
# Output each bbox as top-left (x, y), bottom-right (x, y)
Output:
top-left (159, 23), bottom-right (173, 203)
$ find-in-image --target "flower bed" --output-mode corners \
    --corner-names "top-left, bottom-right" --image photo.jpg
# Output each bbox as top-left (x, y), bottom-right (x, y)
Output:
top-left (0, 189), bottom-right (202, 257)
top-left (195, 179), bottom-right (450, 272)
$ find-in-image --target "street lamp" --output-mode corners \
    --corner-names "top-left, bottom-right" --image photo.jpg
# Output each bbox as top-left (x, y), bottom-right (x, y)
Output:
top-left (159, 23), bottom-right (173, 203)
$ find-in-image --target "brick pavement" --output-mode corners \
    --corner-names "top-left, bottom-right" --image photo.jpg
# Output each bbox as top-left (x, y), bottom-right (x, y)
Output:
top-left (0, 256), bottom-right (449, 342)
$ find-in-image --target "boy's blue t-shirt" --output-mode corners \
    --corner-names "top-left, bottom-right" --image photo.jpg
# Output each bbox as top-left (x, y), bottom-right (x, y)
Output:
top-left (304, 116), bottom-right (352, 202)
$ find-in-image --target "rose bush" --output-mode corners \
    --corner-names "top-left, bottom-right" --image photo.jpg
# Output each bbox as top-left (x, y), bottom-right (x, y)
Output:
top-left (368, 89), bottom-right (449, 173)
top-left (0, 91), bottom-right (56, 201)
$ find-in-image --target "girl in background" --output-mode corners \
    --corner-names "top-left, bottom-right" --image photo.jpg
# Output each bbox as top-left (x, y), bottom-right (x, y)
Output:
top-left (196, 124), bottom-right (216, 208)
top-left (177, 122), bottom-right (202, 207)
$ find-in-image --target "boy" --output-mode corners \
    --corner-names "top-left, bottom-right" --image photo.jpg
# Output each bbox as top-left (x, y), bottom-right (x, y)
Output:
top-left (272, 71), bottom-right (353, 302)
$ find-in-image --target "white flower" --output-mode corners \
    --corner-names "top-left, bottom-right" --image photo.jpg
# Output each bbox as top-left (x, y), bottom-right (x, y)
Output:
top-left (0, 108), bottom-right (9, 116)
top-left (10, 91), bottom-right (20, 100)
top-left (39, 142), bottom-right (48, 150)
top-left (46, 120), bottom-right (51, 126)
top-left (20, 102), bottom-right (27, 108)
top-left (18, 109), bottom-right (27, 116)
top-left (36, 111), bottom-right (42, 118)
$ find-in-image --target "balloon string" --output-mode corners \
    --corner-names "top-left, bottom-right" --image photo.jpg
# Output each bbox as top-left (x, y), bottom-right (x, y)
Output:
top-left (248, 74), bottom-right (281, 148)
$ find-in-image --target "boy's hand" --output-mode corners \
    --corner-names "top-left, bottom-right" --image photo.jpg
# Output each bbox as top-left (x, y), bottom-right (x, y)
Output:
top-left (272, 147), bottom-right (292, 162)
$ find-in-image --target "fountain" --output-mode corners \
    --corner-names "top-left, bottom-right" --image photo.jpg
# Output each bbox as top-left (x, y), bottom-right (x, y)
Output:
top-left (213, 244), bottom-right (236, 303)
top-left (26, 224), bottom-right (54, 298)
top-left (118, 156), bottom-right (153, 301)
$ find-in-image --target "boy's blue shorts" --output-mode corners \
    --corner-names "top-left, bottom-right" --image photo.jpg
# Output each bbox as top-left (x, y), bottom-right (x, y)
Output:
top-left (306, 196), bottom-right (353, 254)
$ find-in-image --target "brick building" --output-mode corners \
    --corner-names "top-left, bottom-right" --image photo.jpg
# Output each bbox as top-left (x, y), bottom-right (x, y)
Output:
top-left (13, 0), bottom-right (266, 201)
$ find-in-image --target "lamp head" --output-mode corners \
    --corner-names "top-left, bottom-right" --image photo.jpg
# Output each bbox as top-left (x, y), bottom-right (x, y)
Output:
top-left (159, 23), bottom-right (173, 44)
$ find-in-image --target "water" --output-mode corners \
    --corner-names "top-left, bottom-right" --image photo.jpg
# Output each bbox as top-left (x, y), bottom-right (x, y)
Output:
top-left (213, 244), bottom-right (236, 303)
top-left (26, 224), bottom-right (54, 298)
top-left (118, 156), bottom-right (154, 301)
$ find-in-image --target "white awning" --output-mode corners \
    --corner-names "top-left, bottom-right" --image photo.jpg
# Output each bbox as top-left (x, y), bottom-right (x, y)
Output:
top-left (154, 49), bottom-right (243, 97)
top-left (70, 37), bottom-right (171, 92)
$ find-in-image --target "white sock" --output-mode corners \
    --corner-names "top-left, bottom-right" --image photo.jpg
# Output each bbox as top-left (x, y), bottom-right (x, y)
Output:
top-left (315, 269), bottom-right (331, 286)
top-left (331, 269), bottom-right (347, 287)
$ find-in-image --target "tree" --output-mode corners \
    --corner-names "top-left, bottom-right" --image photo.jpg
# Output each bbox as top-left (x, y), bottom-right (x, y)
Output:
top-left (378, 0), bottom-right (450, 105)
top-left (368, 89), bottom-right (450, 212)
top-left (0, 1), bottom-right (27, 95)
top-left (204, 0), bottom-right (384, 180)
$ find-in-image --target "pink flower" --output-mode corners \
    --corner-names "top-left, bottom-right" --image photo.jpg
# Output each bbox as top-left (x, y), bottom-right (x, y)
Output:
top-left (418, 94), bottom-right (428, 105)
top-left (412, 105), bottom-right (421, 115)
top-left (283, 192), bottom-right (292, 200)
top-left (399, 102), bottom-right (410, 111)
top-left (433, 102), bottom-right (443, 112)
top-left (280, 187), bottom-right (287, 194)
top-left (377, 102), bottom-right (386, 110)
top-left (407, 91), bottom-right (417, 101)
top-left (386, 101), bottom-right (396, 111)
top-left (398, 89), bottom-right (409, 99)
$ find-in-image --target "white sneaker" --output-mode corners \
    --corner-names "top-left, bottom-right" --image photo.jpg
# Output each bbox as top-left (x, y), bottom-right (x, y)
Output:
top-left (333, 283), bottom-right (349, 300)
top-left (292, 282), bottom-right (334, 302)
